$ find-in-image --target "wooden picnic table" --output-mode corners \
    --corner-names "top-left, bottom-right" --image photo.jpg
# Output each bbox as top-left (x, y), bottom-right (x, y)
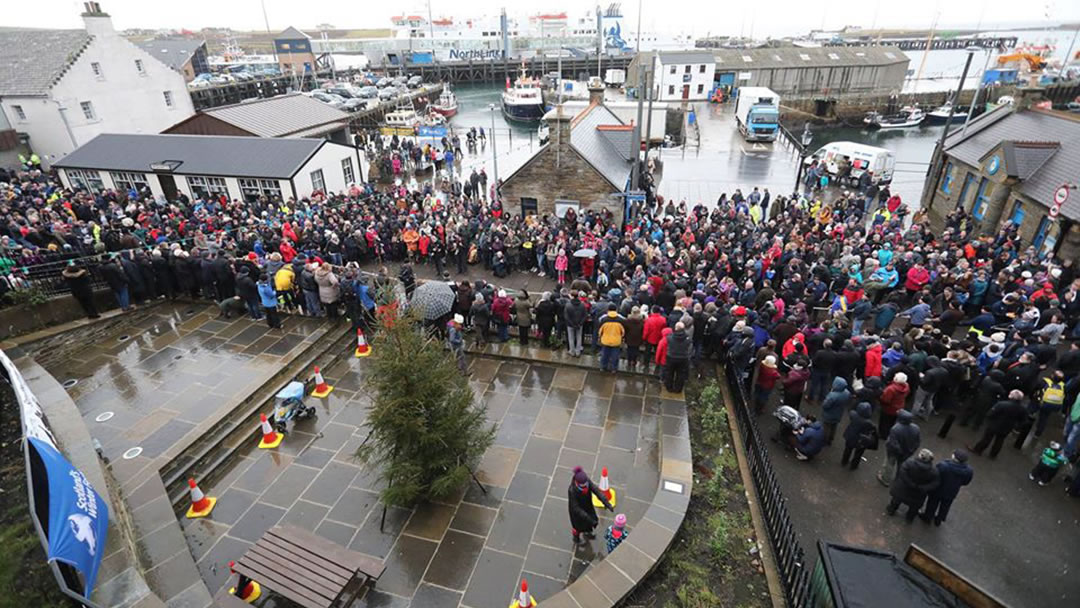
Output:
top-left (230, 524), bottom-right (385, 608)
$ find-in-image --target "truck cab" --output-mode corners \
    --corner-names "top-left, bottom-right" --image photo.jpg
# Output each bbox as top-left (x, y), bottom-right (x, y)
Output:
top-left (734, 87), bottom-right (780, 142)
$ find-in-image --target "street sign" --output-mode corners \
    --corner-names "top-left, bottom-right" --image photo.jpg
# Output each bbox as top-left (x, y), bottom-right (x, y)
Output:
top-left (1054, 184), bottom-right (1069, 206)
top-left (1049, 203), bottom-right (1061, 219)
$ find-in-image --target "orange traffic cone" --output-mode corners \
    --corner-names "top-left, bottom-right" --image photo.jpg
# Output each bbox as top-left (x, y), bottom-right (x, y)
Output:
top-left (227, 561), bottom-right (262, 603)
top-left (508, 578), bottom-right (536, 608)
top-left (185, 478), bottom-right (217, 518)
top-left (310, 366), bottom-right (333, 398)
top-left (592, 466), bottom-right (617, 508)
top-left (257, 413), bottom-right (283, 449)
top-left (355, 328), bottom-right (371, 358)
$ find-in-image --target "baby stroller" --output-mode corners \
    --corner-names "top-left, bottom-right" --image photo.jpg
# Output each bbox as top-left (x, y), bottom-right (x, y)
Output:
top-left (272, 381), bottom-right (316, 434)
top-left (772, 405), bottom-right (806, 450)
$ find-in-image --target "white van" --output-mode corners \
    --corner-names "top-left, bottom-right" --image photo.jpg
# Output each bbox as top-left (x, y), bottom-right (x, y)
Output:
top-left (807, 141), bottom-right (895, 186)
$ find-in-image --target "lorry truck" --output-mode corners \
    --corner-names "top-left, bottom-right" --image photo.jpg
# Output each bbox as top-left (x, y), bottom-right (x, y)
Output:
top-left (734, 87), bottom-right (780, 142)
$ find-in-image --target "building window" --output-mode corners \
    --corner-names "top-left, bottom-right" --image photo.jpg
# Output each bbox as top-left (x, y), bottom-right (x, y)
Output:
top-left (342, 157), bottom-right (355, 184)
top-left (957, 173), bottom-right (975, 209)
top-left (742, 55), bottom-right (753, 62)
top-left (110, 171), bottom-right (149, 193)
top-left (80, 101), bottom-right (96, 120)
top-left (186, 175), bottom-right (228, 200)
top-left (1033, 217), bottom-right (1053, 255)
top-left (163, 91), bottom-right (174, 108)
top-left (12, 105), bottom-right (25, 120)
top-left (135, 59), bottom-right (145, 74)
top-left (1009, 200), bottom-right (1025, 226)
top-left (668, 85), bottom-right (675, 95)
top-left (280, 42), bottom-right (291, 50)
top-left (91, 62), bottom-right (103, 78)
top-left (684, 65), bottom-right (691, 73)
top-left (972, 177), bottom-right (991, 220)
top-left (669, 65), bottom-right (676, 74)
top-left (697, 84), bottom-right (704, 94)
top-left (310, 169), bottom-right (325, 193)
top-left (238, 179), bottom-right (282, 202)
top-left (941, 161), bottom-right (953, 194)
top-left (699, 64), bottom-right (707, 73)
top-left (66, 169), bottom-right (104, 192)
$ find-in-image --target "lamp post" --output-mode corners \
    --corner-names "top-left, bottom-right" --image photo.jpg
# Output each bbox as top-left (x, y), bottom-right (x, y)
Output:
top-left (794, 123), bottom-right (812, 193)
top-left (489, 103), bottom-right (499, 202)
top-left (961, 47), bottom-right (993, 138)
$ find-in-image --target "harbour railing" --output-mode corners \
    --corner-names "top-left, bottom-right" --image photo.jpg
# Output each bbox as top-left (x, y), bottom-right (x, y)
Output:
top-left (725, 362), bottom-right (814, 608)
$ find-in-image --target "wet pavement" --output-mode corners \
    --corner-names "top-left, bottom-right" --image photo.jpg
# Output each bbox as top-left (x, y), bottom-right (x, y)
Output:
top-left (41, 303), bottom-right (331, 464)
top-left (183, 356), bottom-right (672, 607)
top-left (762, 396), bottom-right (1079, 607)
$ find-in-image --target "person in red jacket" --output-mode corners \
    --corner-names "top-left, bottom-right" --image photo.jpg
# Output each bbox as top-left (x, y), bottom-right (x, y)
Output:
top-left (904, 263), bottom-right (930, 301)
top-left (755, 355), bottom-right (782, 414)
top-left (878, 373), bottom-right (911, 438)
top-left (863, 341), bottom-right (883, 380)
top-left (642, 305), bottom-right (668, 370)
top-left (654, 326), bottom-right (673, 379)
top-left (279, 239), bottom-right (297, 263)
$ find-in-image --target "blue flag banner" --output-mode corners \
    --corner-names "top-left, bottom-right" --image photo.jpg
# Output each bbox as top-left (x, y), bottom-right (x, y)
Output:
top-left (28, 437), bottom-right (110, 594)
top-left (417, 125), bottom-right (448, 139)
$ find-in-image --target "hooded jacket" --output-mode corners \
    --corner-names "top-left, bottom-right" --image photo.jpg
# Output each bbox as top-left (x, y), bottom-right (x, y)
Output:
top-left (929, 459), bottom-right (973, 500)
top-left (863, 343), bottom-right (883, 378)
top-left (796, 421), bottom-right (826, 457)
top-left (821, 377), bottom-right (852, 424)
top-left (665, 327), bottom-right (693, 360)
top-left (314, 266), bottom-right (339, 303)
top-left (642, 312), bottom-right (668, 345)
top-left (564, 299), bottom-right (587, 328)
top-left (879, 380), bottom-right (911, 416)
top-left (597, 311), bottom-right (625, 347)
top-left (843, 402), bottom-right (876, 446)
top-left (885, 411), bottom-right (920, 459)
top-left (655, 327), bottom-right (674, 365)
top-left (890, 456), bottom-right (940, 504)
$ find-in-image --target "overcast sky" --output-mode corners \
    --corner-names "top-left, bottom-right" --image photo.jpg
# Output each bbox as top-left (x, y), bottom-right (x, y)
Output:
top-left (10, 0), bottom-right (1079, 37)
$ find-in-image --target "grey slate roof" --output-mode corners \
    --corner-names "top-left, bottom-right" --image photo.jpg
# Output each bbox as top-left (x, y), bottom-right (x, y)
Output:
top-left (945, 109), bottom-right (1080, 220)
top-left (570, 105), bottom-right (634, 190)
top-left (277, 26), bottom-right (310, 40)
top-left (656, 51), bottom-right (716, 65)
top-left (54, 133), bottom-right (327, 179)
top-left (192, 94), bottom-right (351, 138)
top-left (712, 45), bottom-right (908, 69)
top-left (135, 38), bottom-right (205, 72)
top-left (0, 28), bottom-right (92, 96)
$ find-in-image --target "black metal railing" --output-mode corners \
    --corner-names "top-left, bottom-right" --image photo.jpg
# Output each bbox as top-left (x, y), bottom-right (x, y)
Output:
top-left (725, 362), bottom-right (814, 608)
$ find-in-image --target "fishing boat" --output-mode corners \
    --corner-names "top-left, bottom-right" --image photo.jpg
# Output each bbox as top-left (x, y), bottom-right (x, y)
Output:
top-left (924, 101), bottom-right (970, 124)
top-left (430, 85), bottom-right (458, 117)
top-left (863, 106), bottom-right (926, 130)
top-left (502, 66), bottom-right (546, 122)
top-left (538, 122), bottom-right (550, 145)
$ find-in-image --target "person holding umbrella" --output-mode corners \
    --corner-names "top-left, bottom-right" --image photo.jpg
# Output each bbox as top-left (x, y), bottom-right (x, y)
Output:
top-left (568, 466), bottom-right (614, 545)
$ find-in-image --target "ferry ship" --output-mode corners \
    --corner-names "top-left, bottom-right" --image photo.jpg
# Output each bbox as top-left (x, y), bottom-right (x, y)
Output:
top-left (502, 67), bottom-right (546, 122)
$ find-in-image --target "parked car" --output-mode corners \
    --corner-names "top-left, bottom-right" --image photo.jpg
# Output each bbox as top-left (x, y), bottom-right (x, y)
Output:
top-left (377, 87), bottom-right (397, 101)
top-left (356, 86), bottom-right (379, 99)
top-left (407, 75), bottom-right (423, 88)
top-left (327, 86), bottom-right (358, 99)
top-left (311, 91), bottom-right (346, 109)
top-left (376, 77), bottom-right (392, 88)
top-left (341, 98), bottom-right (365, 111)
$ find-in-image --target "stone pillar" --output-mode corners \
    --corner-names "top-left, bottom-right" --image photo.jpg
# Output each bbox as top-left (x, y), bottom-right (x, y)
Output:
top-left (549, 105), bottom-right (573, 171)
top-left (979, 180), bottom-right (1013, 234)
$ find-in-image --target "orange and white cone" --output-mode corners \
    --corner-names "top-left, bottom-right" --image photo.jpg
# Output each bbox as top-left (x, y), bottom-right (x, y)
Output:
top-left (227, 561), bottom-right (262, 603)
top-left (355, 328), bottom-right (371, 357)
top-left (592, 466), bottom-right (617, 508)
top-left (257, 413), bottom-right (283, 449)
top-left (310, 366), bottom-right (333, 398)
top-left (185, 478), bottom-right (217, 518)
top-left (508, 578), bottom-right (536, 608)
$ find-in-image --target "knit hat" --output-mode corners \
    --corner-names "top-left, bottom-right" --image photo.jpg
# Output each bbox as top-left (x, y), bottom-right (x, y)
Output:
top-left (573, 466), bottom-right (588, 484)
top-left (498, 289), bottom-right (507, 298)
top-left (990, 332), bottom-right (1006, 343)
top-left (952, 449), bottom-right (969, 463)
top-left (917, 448), bottom-right (934, 462)
top-left (762, 355), bottom-right (777, 368)
top-left (893, 372), bottom-right (908, 384)
top-left (453, 314), bottom-right (464, 324)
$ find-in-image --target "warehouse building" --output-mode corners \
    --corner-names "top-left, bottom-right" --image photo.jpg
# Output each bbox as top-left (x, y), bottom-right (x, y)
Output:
top-left (162, 93), bottom-right (352, 143)
top-left (54, 134), bottom-right (363, 202)
top-left (923, 98), bottom-right (1080, 260)
top-left (628, 45), bottom-right (909, 98)
top-left (135, 38), bottom-right (209, 82)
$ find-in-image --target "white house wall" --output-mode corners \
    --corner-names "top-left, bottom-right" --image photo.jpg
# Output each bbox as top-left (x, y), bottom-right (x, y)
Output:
top-left (653, 61), bottom-right (715, 102)
top-left (292, 142), bottom-right (362, 199)
top-left (29, 31), bottom-right (194, 165)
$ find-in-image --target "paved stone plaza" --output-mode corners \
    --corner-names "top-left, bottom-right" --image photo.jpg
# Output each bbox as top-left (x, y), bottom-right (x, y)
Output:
top-left (181, 355), bottom-right (680, 607)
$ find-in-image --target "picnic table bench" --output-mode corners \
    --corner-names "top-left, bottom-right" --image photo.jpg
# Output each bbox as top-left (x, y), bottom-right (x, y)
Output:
top-left (227, 524), bottom-right (385, 608)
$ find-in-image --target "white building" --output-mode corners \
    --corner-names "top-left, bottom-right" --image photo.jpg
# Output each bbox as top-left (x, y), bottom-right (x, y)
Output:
top-left (0, 2), bottom-right (195, 167)
top-left (53, 134), bottom-right (363, 203)
top-left (636, 51), bottom-right (717, 102)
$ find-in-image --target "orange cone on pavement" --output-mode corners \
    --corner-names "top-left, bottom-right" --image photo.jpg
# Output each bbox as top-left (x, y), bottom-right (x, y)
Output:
top-left (592, 466), bottom-right (617, 508)
top-left (185, 478), bottom-right (217, 518)
top-left (355, 328), bottom-right (371, 357)
top-left (257, 413), bottom-right (283, 449)
top-left (227, 560), bottom-right (262, 603)
top-left (508, 578), bottom-right (536, 608)
top-left (311, 366), bottom-right (333, 398)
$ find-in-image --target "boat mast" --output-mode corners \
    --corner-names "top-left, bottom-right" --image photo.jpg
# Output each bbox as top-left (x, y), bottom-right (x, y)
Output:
top-left (911, 11), bottom-right (939, 98)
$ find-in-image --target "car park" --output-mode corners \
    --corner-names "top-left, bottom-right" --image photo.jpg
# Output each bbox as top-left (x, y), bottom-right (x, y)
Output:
top-left (407, 75), bottom-right (423, 88)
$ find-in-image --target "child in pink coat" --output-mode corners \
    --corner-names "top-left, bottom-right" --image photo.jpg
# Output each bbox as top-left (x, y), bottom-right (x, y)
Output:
top-left (555, 249), bottom-right (569, 285)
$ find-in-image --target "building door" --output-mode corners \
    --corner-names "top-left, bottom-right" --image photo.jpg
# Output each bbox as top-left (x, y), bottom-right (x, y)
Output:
top-left (521, 197), bottom-right (538, 217)
top-left (957, 173), bottom-right (975, 209)
top-left (682, 85), bottom-right (690, 99)
top-left (1032, 217), bottom-right (1052, 254)
top-left (158, 174), bottom-right (178, 201)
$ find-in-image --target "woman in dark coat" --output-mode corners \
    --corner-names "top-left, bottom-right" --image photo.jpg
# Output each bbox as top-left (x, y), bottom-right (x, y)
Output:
top-left (840, 402), bottom-right (876, 470)
top-left (62, 261), bottom-right (98, 319)
top-left (567, 466), bottom-right (614, 544)
top-left (534, 292), bottom-right (558, 347)
top-left (887, 449), bottom-right (940, 522)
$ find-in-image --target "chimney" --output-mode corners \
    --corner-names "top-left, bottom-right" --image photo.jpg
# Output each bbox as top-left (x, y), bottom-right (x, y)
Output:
top-left (587, 76), bottom-right (605, 106)
top-left (547, 105), bottom-right (574, 169)
top-left (81, 2), bottom-right (115, 37)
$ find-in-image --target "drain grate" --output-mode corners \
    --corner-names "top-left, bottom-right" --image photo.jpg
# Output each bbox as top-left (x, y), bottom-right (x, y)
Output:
top-left (118, 335), bottom-right (131, 342)
top-left (95, 411), bottom-right (114, 422)
top-left (122, 447), bottom-right (143, 460)
top-left (62, 379), bottom-right (79, 389)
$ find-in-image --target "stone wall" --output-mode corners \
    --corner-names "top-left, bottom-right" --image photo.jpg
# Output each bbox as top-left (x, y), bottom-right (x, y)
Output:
top-left (780, 85), bottom-right (1019, 122)
top-left (0, 289), bottom-right (120, 340)
top-left (500, 143), bottom-right (624, 223)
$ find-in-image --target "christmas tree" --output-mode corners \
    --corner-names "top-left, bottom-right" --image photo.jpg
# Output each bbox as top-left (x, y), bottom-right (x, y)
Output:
top-left (355, 304), bottom-right (495, 507)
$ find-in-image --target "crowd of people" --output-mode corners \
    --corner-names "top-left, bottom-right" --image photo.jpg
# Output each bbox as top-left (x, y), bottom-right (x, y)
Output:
top-left (3, 135), bottom-right (1080, 513)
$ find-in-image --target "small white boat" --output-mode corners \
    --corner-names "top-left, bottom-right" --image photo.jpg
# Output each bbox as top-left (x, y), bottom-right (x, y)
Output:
top-left (431, 85), bottom-right (458, 117)
top-left (864, 106), bottom-right (925, 130)
top-left (538, 122), bottom-right (550, 145)
top-left (925, 102), bottom-right (970, 124)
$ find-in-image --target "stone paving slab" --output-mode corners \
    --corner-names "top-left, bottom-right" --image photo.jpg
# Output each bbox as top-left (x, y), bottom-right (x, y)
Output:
top-left (179, 353), bottom-right (681, 607)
